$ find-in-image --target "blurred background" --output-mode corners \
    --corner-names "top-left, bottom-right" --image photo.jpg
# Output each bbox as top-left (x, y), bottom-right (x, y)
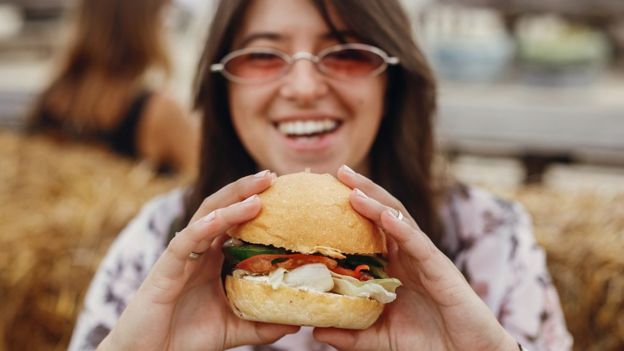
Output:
top-left (0, 0), bottom-right (623, 350)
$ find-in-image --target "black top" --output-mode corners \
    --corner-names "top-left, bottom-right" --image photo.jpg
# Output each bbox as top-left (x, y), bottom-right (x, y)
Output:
top-left (36, 91), bottom-right (153, 159)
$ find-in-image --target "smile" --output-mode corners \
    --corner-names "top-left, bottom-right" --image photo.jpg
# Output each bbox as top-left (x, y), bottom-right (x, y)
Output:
top-left (274, 119), bottom-right (342, 138)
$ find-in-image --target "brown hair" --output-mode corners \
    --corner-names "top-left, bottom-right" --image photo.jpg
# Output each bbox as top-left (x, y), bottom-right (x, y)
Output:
top-left (188, 0), bottom-right (444, 247)
top-left (30, 0), bottom-right (171, 129)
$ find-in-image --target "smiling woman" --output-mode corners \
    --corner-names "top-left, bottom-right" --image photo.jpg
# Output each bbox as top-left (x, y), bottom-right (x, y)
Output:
top-left (68, 1), bottom-right (572, 350)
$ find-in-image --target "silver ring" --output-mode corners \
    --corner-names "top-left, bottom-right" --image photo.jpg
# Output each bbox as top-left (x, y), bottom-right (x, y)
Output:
top-left (396, 210), bottom-right (404, 221)
top-left (188, 251), bottom-right (204, 260)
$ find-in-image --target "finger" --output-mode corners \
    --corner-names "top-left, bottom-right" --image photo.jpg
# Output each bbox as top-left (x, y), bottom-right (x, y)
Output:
top-left (337, 165), bottom-right (407, 215)
top-left (140, 195), bottom-right (262, 304)
top-left (229, 323), bottom-right (300, 348)
top-left (190, 193), bottom-right (260, 255)
top-left (189, 170), bottom-right (276, 223)
top-left (349, 188), bottom-right (466, 294)
top-left (380, 209), bottom-right (470, 307)
top-left (188, 233), bottom-right (230, 284)
top-left (348, 187), bottom-right (398, 228)
top-left (348, 187), bottom-right (430, 259)
top-left (313, 328), bottom-right (381, 351)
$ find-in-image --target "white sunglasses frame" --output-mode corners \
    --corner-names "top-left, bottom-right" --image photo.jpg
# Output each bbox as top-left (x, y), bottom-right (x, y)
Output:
top-left (210, 43), bottom-right (400, 84)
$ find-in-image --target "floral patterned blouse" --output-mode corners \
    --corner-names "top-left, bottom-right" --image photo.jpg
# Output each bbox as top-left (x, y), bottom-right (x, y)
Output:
top-left (68, 186), bottom-right (573, 351)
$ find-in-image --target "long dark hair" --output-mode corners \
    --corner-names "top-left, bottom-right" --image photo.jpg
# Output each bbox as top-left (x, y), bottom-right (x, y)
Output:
top-left (29, 0), bottom-right (171, 129)
top-left (188, 0), bottom-right (443, 246)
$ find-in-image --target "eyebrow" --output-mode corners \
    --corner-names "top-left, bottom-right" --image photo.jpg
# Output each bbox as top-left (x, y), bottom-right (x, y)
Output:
top-left (237, 30), bottom-right (359, 49)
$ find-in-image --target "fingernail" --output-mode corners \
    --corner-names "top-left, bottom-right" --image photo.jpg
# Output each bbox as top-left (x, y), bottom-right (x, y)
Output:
top-left (388, 208), bottom-right (404, 221)
top-left (241, 194), bottom-right (258, 204)
top-left (201, 211), bottom-right (216, 223)
top-left (354, 188), bottom-right (368, 199)
top-left (254, 170), bottom-right (270, 178)
top-left (341, 164), bottom-right (356, 174)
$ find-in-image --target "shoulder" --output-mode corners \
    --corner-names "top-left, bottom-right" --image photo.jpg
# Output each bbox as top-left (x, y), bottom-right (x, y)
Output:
top-left (137, 92), bottom-right (189, 139)
top-left (134, 92), bottom-right (197, 170)
top-left (143, 92), bottom-right (187, 126)
top-left (141, 92), bottom-right (197, 145)
top-left (441, 184), bottom-right (530, 245)
top-left (107, 187), bottom-right (188, 262)
top-left (124, 187), bottom-right (187, 239)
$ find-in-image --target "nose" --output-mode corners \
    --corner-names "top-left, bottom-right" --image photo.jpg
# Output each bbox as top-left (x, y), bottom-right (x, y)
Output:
top-left (279, 57), bottom-right (328, 105)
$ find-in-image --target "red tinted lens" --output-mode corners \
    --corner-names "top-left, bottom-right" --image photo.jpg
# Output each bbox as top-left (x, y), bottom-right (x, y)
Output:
top-left (224, 52), bottom-right (286, 81)
top-left (320, 48), bottom-right (385, 78)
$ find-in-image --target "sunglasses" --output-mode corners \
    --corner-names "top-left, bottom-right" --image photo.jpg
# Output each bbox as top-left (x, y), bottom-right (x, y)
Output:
top-left (211, 43), bottom-right (399, 84)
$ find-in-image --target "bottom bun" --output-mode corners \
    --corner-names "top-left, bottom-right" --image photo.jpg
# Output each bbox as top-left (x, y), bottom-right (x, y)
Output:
top-left (225, 275), bottom-right (384, 329)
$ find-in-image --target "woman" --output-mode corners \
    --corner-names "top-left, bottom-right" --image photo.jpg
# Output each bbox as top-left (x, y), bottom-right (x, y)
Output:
top-left (70, 0), bottom-right (572, 350)
top-left (29, 0), bottom-right (198, 175)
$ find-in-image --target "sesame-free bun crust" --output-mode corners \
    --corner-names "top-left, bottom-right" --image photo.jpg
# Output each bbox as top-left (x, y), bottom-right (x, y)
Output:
top-left (229, 172), bottom-right (386, 255)
top-left (225, 275), bottom-right (383, 329)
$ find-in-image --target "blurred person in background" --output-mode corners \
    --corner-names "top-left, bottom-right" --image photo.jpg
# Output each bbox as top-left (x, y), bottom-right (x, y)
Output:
top-left (69, 0), bottom-right (572, 350)
top-left (28, 0), bottom-right (199, 175)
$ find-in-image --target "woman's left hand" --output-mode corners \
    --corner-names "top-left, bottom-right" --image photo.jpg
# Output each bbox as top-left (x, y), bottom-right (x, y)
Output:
top-left (98, 172), bottom-right (299, 351)
top-left (313, 165), bottom-right (519, 351)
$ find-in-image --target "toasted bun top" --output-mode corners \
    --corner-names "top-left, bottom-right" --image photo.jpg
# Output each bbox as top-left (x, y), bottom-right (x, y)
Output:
top-left (229, 172), bottom-right (386, 255)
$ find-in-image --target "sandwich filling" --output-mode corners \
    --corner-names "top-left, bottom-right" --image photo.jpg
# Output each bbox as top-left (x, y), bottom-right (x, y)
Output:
top-left (223, 239), bottom-right (402, 303)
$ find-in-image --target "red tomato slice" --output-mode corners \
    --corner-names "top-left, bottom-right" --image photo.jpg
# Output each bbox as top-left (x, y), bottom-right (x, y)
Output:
top-left (235, 254), bottom-right (337, 274)
top-left (235, 254), bottom-right (289, 273)
top-left (276, 254), bottom-right (337, 271)
top-left (331, 264), bottom-right (372, 281)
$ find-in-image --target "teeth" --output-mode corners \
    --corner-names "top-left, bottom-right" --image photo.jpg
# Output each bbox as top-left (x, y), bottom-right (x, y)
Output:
top-left (277, 119), bottom-right (338, 136)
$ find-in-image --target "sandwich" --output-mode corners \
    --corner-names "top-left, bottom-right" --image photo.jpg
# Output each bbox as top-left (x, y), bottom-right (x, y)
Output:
top-left (222, 171), bottom-right (402, 329)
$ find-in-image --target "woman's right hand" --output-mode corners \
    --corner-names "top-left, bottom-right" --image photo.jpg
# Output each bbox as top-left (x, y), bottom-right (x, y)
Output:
top-left (98, 170), bottom-right (300, 351)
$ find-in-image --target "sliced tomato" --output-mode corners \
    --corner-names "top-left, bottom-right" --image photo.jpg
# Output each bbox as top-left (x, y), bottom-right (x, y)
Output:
top-left (235, 253), bottom-right (337, 274)
top-left (331, 264), bottom-right (373, 281)
top-left (235, 254), bottom-right (287, 273)
top-left (276, 254), bottom-right (337, 271)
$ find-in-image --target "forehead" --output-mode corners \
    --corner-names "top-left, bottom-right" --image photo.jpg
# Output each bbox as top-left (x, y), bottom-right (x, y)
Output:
top-left (233, 0), bottom-right (348, 46)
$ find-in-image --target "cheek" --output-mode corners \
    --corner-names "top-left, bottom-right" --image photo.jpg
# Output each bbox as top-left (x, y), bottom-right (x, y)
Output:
top-left (228, 87), bottom-right (264, 132)
top-left (350, 76), bottom-right (386, 113)
top-left (229, 85), bottom-right (275, 120)
top-left (356, 85), bottom-right (385, 122)
top-left (228, 86), bottom-right (276, 162)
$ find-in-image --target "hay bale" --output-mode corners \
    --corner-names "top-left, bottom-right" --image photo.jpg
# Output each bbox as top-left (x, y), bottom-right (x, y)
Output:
top-left (0, 131), bottom-right (185, 351)
top-left (512, 187), bottom-right (624, 351)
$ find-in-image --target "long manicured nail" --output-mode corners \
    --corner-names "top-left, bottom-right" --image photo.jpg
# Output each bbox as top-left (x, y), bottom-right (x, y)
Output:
top-left (341, 164), bottom-right (356, 174)
top-left (388, 208), bottom-right (404, 221)
top-left (354, 188), bottom-right (368, 199)
top-left (254, 170), bottom-right (270, 178)
top-left (201, 211), bottom-right (216, 223)
top-left (241, 194), bottom-right (258, 204)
